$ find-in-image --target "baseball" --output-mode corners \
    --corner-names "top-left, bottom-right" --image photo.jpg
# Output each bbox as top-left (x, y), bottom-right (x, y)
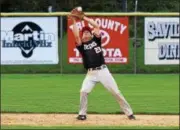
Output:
top-left (77, 6), bottom-right (82, 11)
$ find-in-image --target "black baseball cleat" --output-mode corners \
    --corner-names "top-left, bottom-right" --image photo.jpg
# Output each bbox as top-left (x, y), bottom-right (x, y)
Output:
top-left (128, 115), bottom-right (136, 120)
top-left (76, 115), bottom-right (87, 120)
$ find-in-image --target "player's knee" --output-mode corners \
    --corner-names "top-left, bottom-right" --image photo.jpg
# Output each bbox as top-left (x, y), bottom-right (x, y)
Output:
top-left (80, 91), bottom-right (88, 97)
top-left (80, 89), bottom-right (90, 94)
top-left (108, 87), bottom-right (119, 95)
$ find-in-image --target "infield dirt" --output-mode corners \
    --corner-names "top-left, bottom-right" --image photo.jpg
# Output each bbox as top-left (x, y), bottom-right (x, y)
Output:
top-left (1, 113), bottom-right (179, 127)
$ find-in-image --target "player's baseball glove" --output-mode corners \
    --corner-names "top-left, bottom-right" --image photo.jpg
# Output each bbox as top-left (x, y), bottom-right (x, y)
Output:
top-left (69, 6), bottom-right (85, 20)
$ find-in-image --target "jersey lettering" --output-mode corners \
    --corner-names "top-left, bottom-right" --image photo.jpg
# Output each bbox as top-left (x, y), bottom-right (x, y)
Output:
top-left (76, 35), bottom-right (105, 69)
top-left (94, 47), bottom-right (102, 53)
top-left (84, 41), bottom-right (97, 50)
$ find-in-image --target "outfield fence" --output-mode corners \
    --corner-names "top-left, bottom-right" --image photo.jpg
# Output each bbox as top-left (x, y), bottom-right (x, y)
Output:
top-left (1, 12), bottom-right (179, 74)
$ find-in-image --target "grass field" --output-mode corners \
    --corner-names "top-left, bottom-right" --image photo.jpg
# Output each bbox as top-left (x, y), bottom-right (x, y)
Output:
top-left (1, 125), bottom-right (179, 129)
top-left (1, 74), bottom-right (179, 114)
top-left (1, 74), bottom-right (179, 129)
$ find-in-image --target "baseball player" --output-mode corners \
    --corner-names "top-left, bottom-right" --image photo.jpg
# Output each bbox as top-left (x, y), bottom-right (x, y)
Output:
top-left (68, 7), bottom-right (135, 120)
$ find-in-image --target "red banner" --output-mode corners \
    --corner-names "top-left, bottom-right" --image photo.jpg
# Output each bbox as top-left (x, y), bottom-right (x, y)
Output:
top-left (68, 17), bottom-right (129, 64)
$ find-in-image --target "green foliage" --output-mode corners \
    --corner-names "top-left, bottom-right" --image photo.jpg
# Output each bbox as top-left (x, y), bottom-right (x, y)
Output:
top-left (1, 0), bottom-right (179, 12)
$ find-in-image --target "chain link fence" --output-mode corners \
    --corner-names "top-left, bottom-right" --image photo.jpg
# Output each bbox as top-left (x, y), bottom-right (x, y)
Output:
top-left (1, 0), bottom-right (179, 74)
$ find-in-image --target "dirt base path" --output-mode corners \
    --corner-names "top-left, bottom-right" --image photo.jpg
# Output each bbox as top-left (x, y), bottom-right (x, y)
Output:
top-left (1, 114), bottom-right (179, 127)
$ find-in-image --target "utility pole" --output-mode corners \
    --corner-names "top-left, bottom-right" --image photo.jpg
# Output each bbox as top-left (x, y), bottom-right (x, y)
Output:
top-left (48, 0), bottom-right (56, 12)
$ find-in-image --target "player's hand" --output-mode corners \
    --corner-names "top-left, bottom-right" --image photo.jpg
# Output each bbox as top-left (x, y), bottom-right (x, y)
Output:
top-left (69, 6), bottom-right (85, 20)
top-left (67, 14), bottom-right (76, 21)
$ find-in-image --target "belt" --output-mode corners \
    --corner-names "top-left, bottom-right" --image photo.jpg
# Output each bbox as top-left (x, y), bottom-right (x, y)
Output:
top-left (88, 65), bottom-right (107, 71)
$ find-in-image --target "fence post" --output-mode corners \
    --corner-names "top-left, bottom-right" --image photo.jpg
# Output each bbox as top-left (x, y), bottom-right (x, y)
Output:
top-left (60, 16), bottom-right (63, 74)
top-left (133, 0), bottom-right (138, 74)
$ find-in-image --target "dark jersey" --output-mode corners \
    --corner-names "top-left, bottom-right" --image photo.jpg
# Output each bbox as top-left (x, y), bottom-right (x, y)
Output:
top-left (76, 35), bottom-right (105, 69)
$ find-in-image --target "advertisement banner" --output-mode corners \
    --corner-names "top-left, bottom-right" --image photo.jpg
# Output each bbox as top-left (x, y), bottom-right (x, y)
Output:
top-left (144, 17), bottom-right (179, 65)
top-left (67, 17), bottom-right (129, 64)
top-left (1, 17), bottom-right (59, 65)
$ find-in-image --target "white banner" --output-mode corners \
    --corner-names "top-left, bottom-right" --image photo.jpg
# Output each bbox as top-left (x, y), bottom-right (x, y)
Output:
top-left (1, 17), bottom-right (59, 65)
top-left (144, 17), bottom-right (179, 65)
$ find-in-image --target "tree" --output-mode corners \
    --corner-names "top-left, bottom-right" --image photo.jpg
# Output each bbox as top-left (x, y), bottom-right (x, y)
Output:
top-left (0, 0), bottom-right (179, 12)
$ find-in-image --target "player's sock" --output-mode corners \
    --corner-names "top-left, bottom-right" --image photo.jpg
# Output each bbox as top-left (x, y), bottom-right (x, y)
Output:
top-left (78, 92), bottom-right (88, 115)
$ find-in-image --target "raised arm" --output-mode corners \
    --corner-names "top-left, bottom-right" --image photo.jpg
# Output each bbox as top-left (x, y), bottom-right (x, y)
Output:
top-left (83, 16), bottom-right (101, 37)
top-left (70, 17), bottom-right (82, 45)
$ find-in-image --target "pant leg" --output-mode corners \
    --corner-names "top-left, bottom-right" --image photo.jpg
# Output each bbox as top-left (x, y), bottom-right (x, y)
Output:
top-left (98, 68), bottom-right (133, 116)
top-left (79, 72), bottom-right (98, 115)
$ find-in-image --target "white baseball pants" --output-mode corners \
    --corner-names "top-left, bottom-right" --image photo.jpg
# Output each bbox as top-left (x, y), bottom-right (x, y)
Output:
top-left (78, 67), bottom-right (133, 116)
